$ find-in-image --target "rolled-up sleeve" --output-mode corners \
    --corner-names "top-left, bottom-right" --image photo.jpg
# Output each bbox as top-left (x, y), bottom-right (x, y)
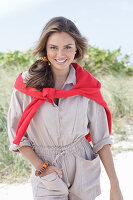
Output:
top-left (87, 99), bottom-right (112, 153)
top-left (7, 88), bottom-right (32, 152)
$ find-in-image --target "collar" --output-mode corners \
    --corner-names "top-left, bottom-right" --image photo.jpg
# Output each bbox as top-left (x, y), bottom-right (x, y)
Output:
top-left (64, 64), bottom-right (76, 86)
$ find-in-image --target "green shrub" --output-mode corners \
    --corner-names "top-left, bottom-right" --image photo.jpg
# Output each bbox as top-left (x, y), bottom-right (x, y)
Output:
top-left (80, 46), bottom-right (133, 76)
top-left (0, 49), bottom-right (36, 69)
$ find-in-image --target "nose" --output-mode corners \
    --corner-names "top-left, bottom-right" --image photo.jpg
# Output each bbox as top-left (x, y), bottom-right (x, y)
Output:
top-left (56, 49), bottom-right (65, 58)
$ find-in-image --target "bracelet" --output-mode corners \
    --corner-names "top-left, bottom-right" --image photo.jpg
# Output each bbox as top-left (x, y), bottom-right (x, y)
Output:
top-left (35, 161), bottom-right (49, 176)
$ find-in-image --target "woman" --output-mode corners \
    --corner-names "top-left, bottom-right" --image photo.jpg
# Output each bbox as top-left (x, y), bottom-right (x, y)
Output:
top-left (7, 16), bottom-right (123, 200)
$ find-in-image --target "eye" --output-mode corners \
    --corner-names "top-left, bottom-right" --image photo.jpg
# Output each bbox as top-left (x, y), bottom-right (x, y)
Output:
top-left (50, 46), bottom-right (57, 49)
top-left (65, 46), bottom-right (71, 49)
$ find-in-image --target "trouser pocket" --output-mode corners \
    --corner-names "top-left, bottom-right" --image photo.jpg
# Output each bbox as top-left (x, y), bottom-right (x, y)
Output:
top-left (32, 172), bottom-right (68, 198)
top-left (69, 151), bottom-right (101, 199)
top-left (80, 153), bottom-right (101, 190)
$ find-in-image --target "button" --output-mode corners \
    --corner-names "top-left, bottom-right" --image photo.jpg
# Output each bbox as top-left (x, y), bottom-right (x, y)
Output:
top-left (67, 182), bottom-right (70, 187)
top-left (59, 107), bottom-right (62, 111)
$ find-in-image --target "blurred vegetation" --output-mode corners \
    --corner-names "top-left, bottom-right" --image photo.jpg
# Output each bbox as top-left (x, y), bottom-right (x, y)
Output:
top-left (80, 46), bottom-right (133, 76)
top-left (0, 46), bottom-right (133, 183)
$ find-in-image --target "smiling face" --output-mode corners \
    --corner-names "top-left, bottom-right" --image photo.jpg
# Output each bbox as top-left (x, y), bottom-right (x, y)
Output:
top-left (46, 32), bottom-right (77, 73)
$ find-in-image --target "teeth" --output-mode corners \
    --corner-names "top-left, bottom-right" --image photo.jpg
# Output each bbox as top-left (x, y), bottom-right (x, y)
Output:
top-left (56, 59), bottom-right (66, 63)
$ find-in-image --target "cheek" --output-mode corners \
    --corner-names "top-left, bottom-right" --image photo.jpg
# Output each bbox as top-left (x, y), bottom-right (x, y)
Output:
top-left (47, 51), bottom-right (56, 58)
top-left (66, 52), bottom-right (76, 59)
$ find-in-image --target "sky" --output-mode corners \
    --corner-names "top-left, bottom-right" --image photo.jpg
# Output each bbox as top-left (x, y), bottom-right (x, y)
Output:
top-left (0, 0), bottom-right (133, 63)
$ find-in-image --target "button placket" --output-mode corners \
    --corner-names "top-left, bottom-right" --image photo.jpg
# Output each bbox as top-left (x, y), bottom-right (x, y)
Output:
top-left (59, 107), bottom-right (62, 111)
top-left (59, 120), bottom-right (62, 134)
top-left (58, 107), bottom-right (63, 135)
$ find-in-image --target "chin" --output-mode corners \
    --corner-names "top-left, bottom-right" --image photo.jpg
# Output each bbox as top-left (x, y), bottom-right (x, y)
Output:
top-left (51, 61), bottom-right (71, 69)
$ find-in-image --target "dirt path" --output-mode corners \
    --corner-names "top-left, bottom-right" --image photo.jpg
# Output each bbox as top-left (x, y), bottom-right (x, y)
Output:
top-left (0, 151), bottom-right (132, 200)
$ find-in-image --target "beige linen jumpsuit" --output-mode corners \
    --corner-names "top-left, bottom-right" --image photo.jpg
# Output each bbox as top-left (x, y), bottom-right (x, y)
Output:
top-left (7, 64), bottom-right (112, 200)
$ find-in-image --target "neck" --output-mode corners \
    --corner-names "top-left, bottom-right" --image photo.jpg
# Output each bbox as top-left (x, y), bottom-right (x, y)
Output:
top-left (52, 65), bottom-right (70, 82)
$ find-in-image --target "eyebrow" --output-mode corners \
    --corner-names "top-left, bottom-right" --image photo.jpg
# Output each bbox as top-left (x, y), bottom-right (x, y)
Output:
top-left (48, 44), bottom-right (74, 46)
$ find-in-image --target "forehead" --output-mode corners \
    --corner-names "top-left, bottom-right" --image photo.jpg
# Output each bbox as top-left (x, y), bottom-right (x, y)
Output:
top-left (47, 32), bottom-right (75, 45)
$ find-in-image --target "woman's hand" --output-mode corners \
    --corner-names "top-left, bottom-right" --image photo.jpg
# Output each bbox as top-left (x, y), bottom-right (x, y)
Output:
top-left (40, 165), bottom-right (62, 178)
top-left (110, 184), bottom-right (124, 200)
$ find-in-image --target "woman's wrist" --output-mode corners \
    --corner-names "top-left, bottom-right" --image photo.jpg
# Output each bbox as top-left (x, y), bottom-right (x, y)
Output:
top-left (35, 160), bottom-right (44, 170)
top-left (110, 178), bottom-right (120, 188)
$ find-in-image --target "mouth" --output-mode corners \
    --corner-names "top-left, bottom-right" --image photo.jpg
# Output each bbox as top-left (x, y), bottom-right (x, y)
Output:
top-left (55, 59), bottom-right (67, 64)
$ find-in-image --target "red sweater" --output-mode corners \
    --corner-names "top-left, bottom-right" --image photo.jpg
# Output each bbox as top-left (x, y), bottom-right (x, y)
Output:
top-left (13, 62), bottom-right (112, 145)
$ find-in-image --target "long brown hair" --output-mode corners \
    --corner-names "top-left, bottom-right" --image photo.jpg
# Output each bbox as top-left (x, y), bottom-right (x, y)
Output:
top-left (26, 16), bottom-right (88, 91)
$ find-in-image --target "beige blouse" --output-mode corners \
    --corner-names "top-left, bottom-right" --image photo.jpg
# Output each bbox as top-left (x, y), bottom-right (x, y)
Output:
top-left (7, 64), bottom-right (112, 154)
